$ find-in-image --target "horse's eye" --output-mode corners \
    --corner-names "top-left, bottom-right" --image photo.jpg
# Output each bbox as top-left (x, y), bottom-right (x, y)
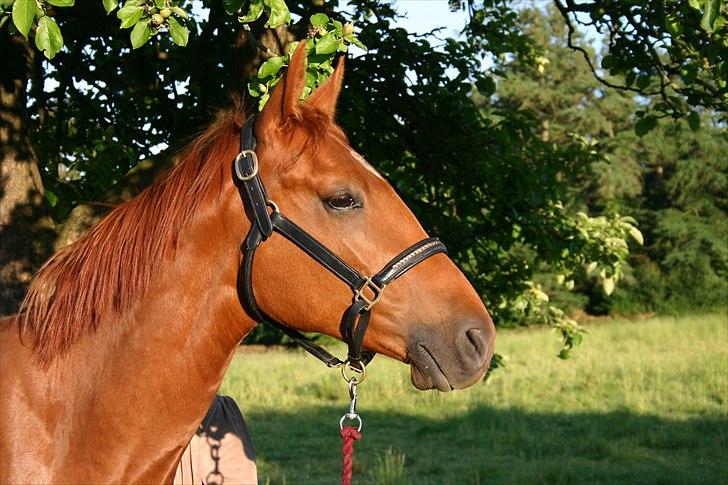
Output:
top-left (327, 193), bottom-right (361, 211)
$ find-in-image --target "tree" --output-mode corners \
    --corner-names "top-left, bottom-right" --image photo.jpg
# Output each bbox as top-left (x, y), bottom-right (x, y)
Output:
top-left (1, 0), bottom-right (724, 354)
top-left (495, 5), bottom-right (727, 316)
top-left (550, 0), bottom-right (728, 124)
top-left (609, 117), bottom-right (728, 314)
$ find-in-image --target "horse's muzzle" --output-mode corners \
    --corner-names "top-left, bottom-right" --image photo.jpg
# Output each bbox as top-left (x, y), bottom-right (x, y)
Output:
top-left (407, 316), bottom-right (495, 392)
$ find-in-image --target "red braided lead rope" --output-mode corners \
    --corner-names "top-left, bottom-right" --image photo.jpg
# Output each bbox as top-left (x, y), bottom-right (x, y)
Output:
top-left (340, 425), bottom-right (361, 485)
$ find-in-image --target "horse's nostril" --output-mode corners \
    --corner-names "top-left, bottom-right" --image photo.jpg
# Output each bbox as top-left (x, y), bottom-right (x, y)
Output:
top-left (465, 328), bottom-right (487, 358)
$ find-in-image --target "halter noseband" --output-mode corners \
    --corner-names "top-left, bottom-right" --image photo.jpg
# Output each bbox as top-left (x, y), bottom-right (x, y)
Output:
top-left (234, 116), bottom-right (447, 370)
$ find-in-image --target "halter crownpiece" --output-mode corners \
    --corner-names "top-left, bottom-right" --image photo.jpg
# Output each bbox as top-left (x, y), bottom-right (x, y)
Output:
top-left (234, 115), bottom-right (447, 369)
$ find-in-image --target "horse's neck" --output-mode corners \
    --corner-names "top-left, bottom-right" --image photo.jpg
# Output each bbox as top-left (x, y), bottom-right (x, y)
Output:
top-left (48, 188), bottom-right (254, 482)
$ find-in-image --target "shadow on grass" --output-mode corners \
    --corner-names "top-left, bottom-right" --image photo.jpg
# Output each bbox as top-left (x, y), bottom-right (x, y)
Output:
top-left (244, 403), bottom-right (727, 485)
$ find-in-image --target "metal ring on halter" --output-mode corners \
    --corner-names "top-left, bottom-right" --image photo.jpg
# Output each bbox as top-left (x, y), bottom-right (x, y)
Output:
top-left (267, 199), bottom-right (280, 214)
top-left (341, 360), bottom-right (367, 384)
top-left (234, 150), bottom-right (259, 181)
top-left (339, 412), bottom-right (363, 431)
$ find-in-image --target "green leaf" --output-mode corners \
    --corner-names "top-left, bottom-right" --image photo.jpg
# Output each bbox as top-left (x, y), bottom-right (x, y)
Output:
top-left (700, 0), bottom-right (721, 32)
top-left (167, 17), bottom-right (188, 47)
top-left (688, 0), bottom-right (705, 9)
top-left (46, 0), bottom-right (74, 6)
top-left (102, 0), bottom-right (118, 14)
top-left (310, 13), bottom-right (328, 27)
top-left (476, 76), bottom-right (496, 96)
top-left (688, 111), bottom-right (701, 132)
top-left (347, 35), bottom-right (367, 51)
top-left (130, 19), bottom-right (152, 48)
top-left (681, 65), bottom-right (698, 83)
top-left (239, 0), bottom-right (263, 22)
top-left (118, 5), bottom-right (144, 29)
top-left (286, 40), bottom-right (300, 54)
top-left (571, 333), bottom-right (583, 347)
top-left (264, 0), bottom-right (290, 28)
top-left (628, 226), bottom-right (644, 245)
top-left (172, 6), bottom-right (188, 19)
top-left (635, 74), bottom-right (651, 89)
top-left (305, 70), bottom-right (316, 87)
top-left (257, 92), bottom-right (270, 110)
top-left (258, 55), bottom-right (286, 78)
top-left (625, 71), bottom-right (636, 87)
top-left (224, 0), bottom-right (245, 14)
top-left (635, 115), bottom-right (657, 137)
top-left (12, 0), bottom-right (35, 38)
top-left (602, 277), bottom-right (615, 296)
top-left (315, 33), bottom-right (338, 54)
top-left (35, 15), bottom-right (63, 59)
top-left (665, 16), bottom-right (681, 36)
top-left (45, 189), bottom-right (58, 208)
top-left (247, 79), bottom-right (261, 97)
top-left (600, 55), bottom-right (614, 70)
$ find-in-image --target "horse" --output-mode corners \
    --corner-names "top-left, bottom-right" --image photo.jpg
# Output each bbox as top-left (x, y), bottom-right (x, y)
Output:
top-left (0, 43), bottom-right (495, 483)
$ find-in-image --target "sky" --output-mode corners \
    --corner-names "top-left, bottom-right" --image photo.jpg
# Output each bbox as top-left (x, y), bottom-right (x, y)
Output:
top-left (189, 1), bottom-right (469, 39)
top-left (390, 1), bottom-right (467, 36)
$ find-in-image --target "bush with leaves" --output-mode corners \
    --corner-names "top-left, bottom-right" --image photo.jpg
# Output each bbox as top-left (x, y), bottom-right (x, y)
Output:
top-left (3, 0), bottom-right (723, 357)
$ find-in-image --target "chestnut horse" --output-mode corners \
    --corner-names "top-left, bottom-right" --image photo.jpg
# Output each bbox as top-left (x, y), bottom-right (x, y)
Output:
top-left (0, 44), bottom-right (495, 483)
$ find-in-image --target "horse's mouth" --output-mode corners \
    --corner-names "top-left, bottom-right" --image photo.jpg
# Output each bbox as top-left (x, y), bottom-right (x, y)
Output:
top-left (408, 344), bottom-right (454, 392)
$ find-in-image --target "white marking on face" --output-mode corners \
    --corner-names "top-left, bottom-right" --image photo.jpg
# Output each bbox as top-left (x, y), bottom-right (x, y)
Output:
top-left (349, 149), bottom-right (385, 180)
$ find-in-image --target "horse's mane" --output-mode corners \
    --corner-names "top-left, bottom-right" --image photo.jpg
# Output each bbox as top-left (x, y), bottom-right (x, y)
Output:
top-left (18, 95), bottom-right (344, 363)
top-left (18, 104), bottom-right (248, 363)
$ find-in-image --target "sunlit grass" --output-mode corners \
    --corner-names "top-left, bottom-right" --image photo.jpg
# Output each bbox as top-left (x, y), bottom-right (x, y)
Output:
top-left (220, 314), bottom-right (728, 484)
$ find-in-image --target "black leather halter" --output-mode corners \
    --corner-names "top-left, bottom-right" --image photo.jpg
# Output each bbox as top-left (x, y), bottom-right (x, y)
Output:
top-left (234, 116), bottom-right (447, 369)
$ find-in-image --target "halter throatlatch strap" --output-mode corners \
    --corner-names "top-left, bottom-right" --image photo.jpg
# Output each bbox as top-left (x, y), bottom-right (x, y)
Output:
top-left (234, 115), bottom-right (447, 368)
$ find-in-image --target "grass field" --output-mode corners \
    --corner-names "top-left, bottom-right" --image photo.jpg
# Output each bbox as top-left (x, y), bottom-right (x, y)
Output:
top-left (220, 314), bottom-right (728, 484)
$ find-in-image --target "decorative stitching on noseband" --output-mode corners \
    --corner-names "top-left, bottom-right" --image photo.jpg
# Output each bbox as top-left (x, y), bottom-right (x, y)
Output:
top-left (390, 241), bottom-right (441, 273)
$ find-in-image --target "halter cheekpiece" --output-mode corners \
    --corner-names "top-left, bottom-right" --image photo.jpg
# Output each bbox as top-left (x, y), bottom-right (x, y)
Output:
top-left (234, 115), bottom-right (447, 372)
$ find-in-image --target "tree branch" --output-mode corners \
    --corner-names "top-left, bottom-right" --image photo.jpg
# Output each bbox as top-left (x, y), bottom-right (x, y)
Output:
top-left (553, 0), bottom-right (659, 96)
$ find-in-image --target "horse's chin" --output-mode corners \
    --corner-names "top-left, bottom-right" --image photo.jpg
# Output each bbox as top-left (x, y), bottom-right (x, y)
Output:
top-left (408, 345), bottom-right (454, 392)
top-left (410, 364), bottom-right (453, 392)
top-left (407, 341), bottom-right (490, 392)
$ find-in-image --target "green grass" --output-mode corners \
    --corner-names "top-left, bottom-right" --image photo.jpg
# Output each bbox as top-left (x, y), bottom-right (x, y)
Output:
top-left (220, 314), bottom-right (728, 484)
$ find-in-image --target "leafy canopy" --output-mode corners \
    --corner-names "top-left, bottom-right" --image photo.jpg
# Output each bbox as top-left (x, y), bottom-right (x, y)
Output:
top-left (4, 0), bottom-right (725, 356)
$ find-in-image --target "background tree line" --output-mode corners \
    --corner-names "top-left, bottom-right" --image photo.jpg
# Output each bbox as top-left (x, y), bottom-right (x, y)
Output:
top-left (1, 0), bottom-right (725, 354)
top-left (495, 5), bottom-right (726, 318)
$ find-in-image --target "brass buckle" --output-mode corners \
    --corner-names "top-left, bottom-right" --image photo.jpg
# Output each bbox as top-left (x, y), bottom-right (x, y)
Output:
top-left (354, 277), bottom-right (384, 310)
top-left (234, 149), bottom-right (259, 181)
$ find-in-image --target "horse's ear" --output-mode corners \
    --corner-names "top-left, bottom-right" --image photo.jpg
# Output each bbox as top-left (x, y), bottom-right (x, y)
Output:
top-left (258, 42), bottom-right (308, 129)
top-left (307, 55), bottom-right (345, 118)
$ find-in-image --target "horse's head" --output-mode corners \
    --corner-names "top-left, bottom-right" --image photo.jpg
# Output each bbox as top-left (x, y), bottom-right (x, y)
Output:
top-left (245, 44), bottom-right (494, 391)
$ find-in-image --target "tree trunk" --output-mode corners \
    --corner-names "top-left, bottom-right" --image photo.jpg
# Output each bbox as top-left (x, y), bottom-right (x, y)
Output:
top-left (0, 33), bottom-right (55, 315)
top-left (54, 159), bottom-right (163, 249)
